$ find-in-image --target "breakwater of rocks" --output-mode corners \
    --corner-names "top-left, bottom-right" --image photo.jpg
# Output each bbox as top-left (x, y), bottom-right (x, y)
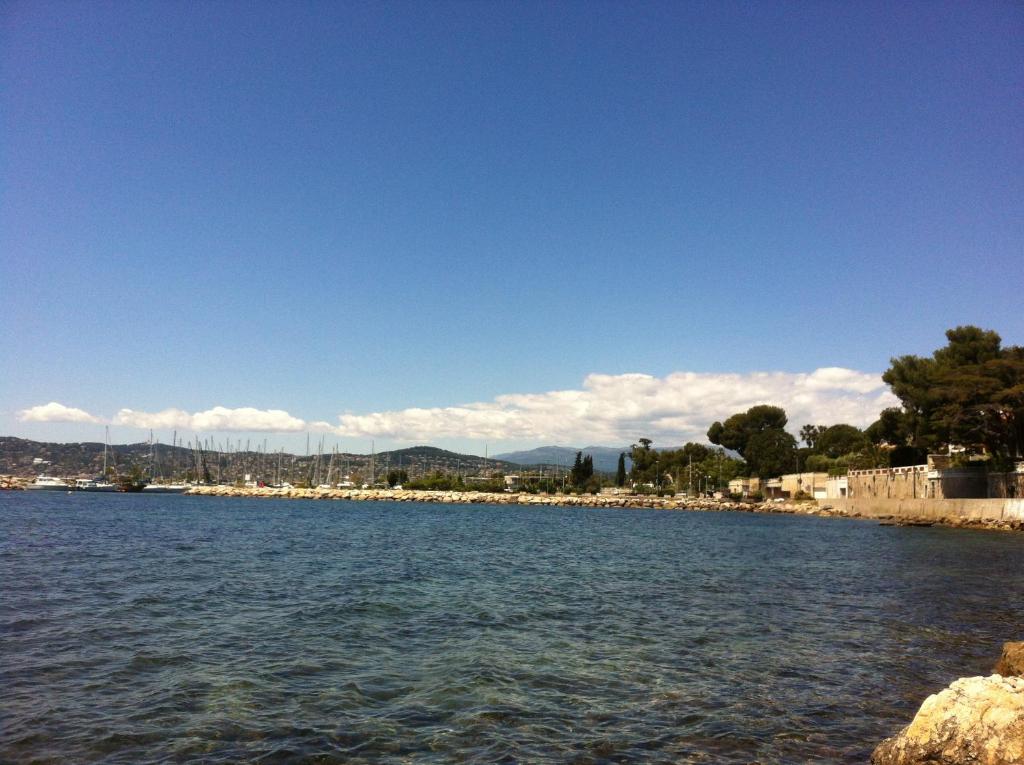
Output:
top-left (0, 475), bottom-right (34, 490)
top-left (4, 479), bottom-right (1015, 532)
top-left (182, 485), bottom-right (1023, 531)
top-left (184, 484), bottom-right (798, 511)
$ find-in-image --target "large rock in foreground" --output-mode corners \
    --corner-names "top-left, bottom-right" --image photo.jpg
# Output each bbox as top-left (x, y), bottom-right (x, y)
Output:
top-left (994, 641), bottom-right (1024, 677)
top-left (871, 675), bottom-right (1024, 765)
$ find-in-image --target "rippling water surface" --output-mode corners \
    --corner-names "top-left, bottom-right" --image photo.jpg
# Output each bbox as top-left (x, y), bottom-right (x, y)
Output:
top-left (2, 493), bottom-right (1023, 764)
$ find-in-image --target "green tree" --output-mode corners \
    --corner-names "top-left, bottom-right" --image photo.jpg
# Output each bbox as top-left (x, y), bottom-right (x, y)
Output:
top-left (570, 452), bottom-right (594, 489)
top-left (805, 454), bottom-right (835, 473)
top-left (571, 451), bottom-right (583, 482)
top-left (708, 405), bottom-right (792, 477)
top-left (800, 424), bottom-right (825, 449)
top-left (615, 453), bottom-right (626, 487)
top-left (743, 428), bottom-right (798, 478)
top-left (708, 405), bottom-right (788, 454)
top-left (814, 424), bottom-right (869, 459)
top-left (629, 439), bottom-right (659, 485)
top-left (866, 407), bottom-right (911, 446)
top-left (883, 326), bottom-right (1024, 465)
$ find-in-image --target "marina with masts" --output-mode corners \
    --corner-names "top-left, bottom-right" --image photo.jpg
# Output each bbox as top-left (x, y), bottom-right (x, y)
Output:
top-left (1, 434), bottom-right (537, 493)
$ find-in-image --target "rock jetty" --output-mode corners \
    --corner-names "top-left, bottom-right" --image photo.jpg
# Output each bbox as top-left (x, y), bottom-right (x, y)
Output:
top-left (871, 641), bottom-right (1024, 765)
top-left (0, 475), bottom-right (28, 490)
top-left (184, 484), bottom-right (815, 512)
top-left (179, 485), bottom-right (1023, 532)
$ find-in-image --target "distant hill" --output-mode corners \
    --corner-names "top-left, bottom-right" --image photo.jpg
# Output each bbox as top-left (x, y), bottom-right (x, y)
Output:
top-left (0, 437), bottom-right (518, 482)
top-left (372, 445), bottom-right (518, 474)
top-left (0, 436), bottom-right (167, 477)
top-left (493, 445), bottom-right (633, 474)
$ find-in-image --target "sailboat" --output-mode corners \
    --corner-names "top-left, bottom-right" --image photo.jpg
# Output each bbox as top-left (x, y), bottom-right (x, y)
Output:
top-left (76, 428), bottom-right (117, 491)
top-left (142, 433), bottom-right (187, 493)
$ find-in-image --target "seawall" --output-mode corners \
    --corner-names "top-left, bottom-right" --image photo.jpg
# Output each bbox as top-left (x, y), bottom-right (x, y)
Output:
top-left (830, 496), bottom-right (1024, 527)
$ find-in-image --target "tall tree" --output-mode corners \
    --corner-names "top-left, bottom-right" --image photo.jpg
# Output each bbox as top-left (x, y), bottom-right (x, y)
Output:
top-left (708, 405), bottom-right (792, 476)
top-left (800, 424), bottom-right (825, 449)
top-left (708, 405), bottom-right (788, 454)
top-left (744, 429), bottom-right (798, 479)
top-left (866, 408), bottom-right (911, 446)
top-left (570, 451), bottom-right (584, 487)
top-left (629, 439), bottom-right (659, 485)
top-left (615, 453), bottom-right (626, 487)
top-left (883, 326), bottom-right (1024, 465)
top-left (814, 424), bottom-right (869, 459)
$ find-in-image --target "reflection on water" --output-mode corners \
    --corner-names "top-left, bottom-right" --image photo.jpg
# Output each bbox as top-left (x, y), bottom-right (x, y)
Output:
top-left (2, 493), bottom-right (1022, 763)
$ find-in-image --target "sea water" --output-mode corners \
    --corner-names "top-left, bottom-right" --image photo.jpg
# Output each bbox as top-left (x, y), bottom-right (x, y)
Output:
top-left (2, 492), bottom-right (1023, 764)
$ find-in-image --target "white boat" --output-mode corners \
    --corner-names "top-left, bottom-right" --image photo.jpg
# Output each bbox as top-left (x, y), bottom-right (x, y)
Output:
top-left (141, 483), bottom-right (188, 493)
top-left (26, 475), bottom-right (70, 490)
top-left (74, 478), bottom-right (117, 492)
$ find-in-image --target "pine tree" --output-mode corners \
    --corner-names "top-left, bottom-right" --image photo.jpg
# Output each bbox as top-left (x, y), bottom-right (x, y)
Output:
top-left (570, 451), bottom-right (584, 487)
top-left (616, 453), bottom-right (626, 487)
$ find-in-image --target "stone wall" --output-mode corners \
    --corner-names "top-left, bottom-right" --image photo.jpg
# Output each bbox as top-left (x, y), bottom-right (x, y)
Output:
top-left (937, 468), bottom-right (990, 499)
top-left (847, 465), bottom-right (993, 500)
top-left (989, 471), bottom-right (1024, 499)
top-left (829, 496), bottom-right (1024, 524)
top-left (847, 465), bottom-right (930, 499)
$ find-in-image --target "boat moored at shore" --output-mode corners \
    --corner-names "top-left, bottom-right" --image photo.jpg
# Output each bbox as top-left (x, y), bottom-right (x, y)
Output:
top-left (25, 475), bottom-right (70, 490)
top-left (73, 478), bottom-right (118, 492)
top-left (141, 483), bottom-right (188, 494)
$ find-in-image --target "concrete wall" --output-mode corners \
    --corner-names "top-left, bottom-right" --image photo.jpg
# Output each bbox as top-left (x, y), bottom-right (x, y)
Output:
top-left (826, 476), bottom-right (848, 498)
top-left (829, 496), bottom-right (1024, 523)
top-left (847, 464), bottom-right (993, 500)
top-left (989, 472), bottom-right (1024, 499)
top-left (847, 465), bottom-right (930, 499)
top-left (937, 468), bottom-right (989, 499)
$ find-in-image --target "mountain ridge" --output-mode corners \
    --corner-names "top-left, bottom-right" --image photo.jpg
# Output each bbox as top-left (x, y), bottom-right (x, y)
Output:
top-left (494, 445), bottom-right (632, 474)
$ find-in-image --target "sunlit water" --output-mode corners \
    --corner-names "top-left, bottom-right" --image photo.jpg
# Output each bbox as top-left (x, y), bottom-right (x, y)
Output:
top-left (2, 493), bottom-right (1022, 764)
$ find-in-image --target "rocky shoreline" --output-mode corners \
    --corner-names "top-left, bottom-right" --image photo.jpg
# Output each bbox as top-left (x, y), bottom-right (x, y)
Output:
top-left (871, 642), bottom-right (1023, 765)
top-left (4, 476), bottom-right (1019, 531)
top-left (179, 484), bottom-right (1023, 532)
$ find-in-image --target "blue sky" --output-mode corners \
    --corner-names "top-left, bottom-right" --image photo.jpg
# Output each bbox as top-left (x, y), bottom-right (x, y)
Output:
top-left (2, 1), bottom-right (1021, 454)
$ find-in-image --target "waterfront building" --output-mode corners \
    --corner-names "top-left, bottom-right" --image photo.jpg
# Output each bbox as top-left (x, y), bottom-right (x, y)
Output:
top-left (727, 476), bottom-right (761, 498)
top-left (764, 472), bottom-right (829, 500)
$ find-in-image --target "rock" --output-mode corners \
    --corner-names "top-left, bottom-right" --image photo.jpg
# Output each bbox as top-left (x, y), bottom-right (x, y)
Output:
top-left (870, 675), bottom-right (1024, 765)
top-left (994, 642), bottom-right (1024, 677)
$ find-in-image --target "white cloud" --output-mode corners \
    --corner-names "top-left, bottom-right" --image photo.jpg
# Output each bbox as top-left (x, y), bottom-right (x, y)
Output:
top-left (115, 406), bottom-right (306, 432)
top-left (18, 366), bottom-right (899, 445)
top-left (330, 367), bottom-right (899, 445)
top-left (18, 402), bottom-right (103, 424)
